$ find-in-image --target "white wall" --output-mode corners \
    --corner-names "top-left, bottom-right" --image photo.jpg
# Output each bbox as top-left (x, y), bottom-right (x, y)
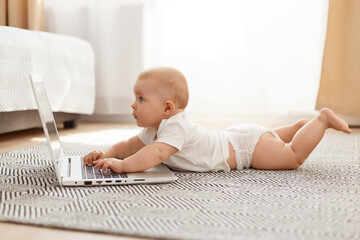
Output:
top-left (144, 0), bottom-right (329, 122)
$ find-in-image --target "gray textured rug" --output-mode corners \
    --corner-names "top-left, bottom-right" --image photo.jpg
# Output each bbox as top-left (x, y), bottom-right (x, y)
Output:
top-left (0, 133), bottom-right (359, 240)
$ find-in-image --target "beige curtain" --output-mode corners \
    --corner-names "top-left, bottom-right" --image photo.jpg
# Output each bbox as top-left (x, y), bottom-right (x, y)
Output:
top-left (316, 0), bottom-right (360, 116)
top-left (0, 0), bottom-right (46, 31)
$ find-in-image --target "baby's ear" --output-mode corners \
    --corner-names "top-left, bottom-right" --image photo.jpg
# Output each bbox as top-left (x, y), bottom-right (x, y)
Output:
top-left (164, 100), bottom-right (175, 115)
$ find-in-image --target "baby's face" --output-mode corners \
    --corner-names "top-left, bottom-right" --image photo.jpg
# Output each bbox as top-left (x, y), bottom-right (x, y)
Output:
top-left (131, 78), bottom-right (165, 129)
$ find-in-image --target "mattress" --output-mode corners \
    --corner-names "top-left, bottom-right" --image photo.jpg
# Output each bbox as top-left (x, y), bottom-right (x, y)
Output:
top-left (0, 26), bottom-right (95, 114)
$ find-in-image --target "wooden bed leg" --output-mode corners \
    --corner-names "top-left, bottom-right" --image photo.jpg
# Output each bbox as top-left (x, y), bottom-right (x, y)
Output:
top-left (63, 120), bottom-right (78, 129)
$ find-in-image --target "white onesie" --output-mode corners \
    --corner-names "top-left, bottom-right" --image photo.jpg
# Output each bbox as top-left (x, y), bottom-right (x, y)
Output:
top-left (138, 112), bottom-right (230, 172)
top-left (138, 111), bottom-right (280, 172)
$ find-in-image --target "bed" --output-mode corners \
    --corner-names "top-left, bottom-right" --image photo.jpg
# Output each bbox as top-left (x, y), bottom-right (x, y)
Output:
top-left (0, 26), bottom-right (95, 134)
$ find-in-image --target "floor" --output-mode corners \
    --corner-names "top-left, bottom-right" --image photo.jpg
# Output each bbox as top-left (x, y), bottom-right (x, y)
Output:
top-left (0, 120), bottom-right (358, 240)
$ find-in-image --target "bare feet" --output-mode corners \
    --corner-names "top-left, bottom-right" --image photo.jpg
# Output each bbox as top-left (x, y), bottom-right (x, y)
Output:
top-left (319, 108), bottom-right (352, 134)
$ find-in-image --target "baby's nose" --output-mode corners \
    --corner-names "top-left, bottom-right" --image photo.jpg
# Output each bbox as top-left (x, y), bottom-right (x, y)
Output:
top-left (131, 102), bottom-right (136, 109)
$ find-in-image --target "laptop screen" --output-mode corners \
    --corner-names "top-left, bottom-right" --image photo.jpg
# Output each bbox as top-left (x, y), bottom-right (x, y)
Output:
top-left (30, 74), bottom-right (61, 166)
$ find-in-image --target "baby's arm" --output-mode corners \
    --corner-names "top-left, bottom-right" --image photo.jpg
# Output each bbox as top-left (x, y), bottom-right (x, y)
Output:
top-left (83, 135), bottom-right (145, 165)
top-left (93, 142), bottom-right (178, 173)
top-left (107, 135), bottom-right (145, 159)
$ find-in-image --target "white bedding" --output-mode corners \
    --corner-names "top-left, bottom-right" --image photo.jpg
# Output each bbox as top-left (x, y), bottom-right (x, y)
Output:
top-left (0, 26), bottom-right (95, 114)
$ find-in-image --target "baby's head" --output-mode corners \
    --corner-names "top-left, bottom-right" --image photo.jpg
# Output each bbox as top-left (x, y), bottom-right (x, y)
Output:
top-left (132, 67), bottom-right (189, 128)
top-left (136, 67), bottom-right (189, 110)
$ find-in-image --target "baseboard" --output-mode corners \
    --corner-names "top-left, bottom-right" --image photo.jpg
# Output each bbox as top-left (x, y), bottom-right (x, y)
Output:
top-left (81, 114), bottom-right (134, 123)
top-left (338, 114), bottom-right (360, 127)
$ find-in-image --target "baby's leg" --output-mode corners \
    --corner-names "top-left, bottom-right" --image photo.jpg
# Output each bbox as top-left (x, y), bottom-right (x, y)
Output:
top-left (273, 119), bottom-right (310, 143)
top-left (252, 108), bottom-right (351, 170)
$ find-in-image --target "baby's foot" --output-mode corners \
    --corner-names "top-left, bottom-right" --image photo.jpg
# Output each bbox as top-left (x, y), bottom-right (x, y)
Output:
top-left (319, 108), bottom-right (352, 134)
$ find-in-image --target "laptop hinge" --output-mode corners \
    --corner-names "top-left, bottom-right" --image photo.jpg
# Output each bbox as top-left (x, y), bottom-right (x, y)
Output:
top-left (67, 158), bottom-right (71, 177)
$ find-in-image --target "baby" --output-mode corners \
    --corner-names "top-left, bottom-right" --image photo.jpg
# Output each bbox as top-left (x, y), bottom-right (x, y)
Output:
top-left (84, 67), bottom-right (352, 173)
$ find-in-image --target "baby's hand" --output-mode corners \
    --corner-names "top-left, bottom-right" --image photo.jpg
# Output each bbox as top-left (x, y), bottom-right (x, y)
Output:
top-left (93, 158), bottom-right (124, 173)
top-left (83, 150), bottom-right (106, 165)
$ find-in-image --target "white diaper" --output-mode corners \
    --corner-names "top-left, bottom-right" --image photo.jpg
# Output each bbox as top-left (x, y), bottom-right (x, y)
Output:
top-left (226, 123), bottom-right (280, 170)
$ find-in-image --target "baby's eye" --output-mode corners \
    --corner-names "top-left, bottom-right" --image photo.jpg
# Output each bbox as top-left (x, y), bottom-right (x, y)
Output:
top-left (139, 97), bottom-right (144, 102)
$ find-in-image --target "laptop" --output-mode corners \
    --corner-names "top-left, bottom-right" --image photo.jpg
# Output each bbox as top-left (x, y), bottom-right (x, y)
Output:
top-left (29, 73), bottom-right (177, 186)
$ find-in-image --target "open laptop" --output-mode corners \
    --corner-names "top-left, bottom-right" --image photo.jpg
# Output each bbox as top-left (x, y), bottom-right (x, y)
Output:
top-left (29, 73), bottom-right (177, 186)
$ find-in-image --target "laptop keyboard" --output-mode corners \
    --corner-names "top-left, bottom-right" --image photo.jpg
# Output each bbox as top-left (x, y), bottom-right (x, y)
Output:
top-left (81, 158), bottom-right (127, 179)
